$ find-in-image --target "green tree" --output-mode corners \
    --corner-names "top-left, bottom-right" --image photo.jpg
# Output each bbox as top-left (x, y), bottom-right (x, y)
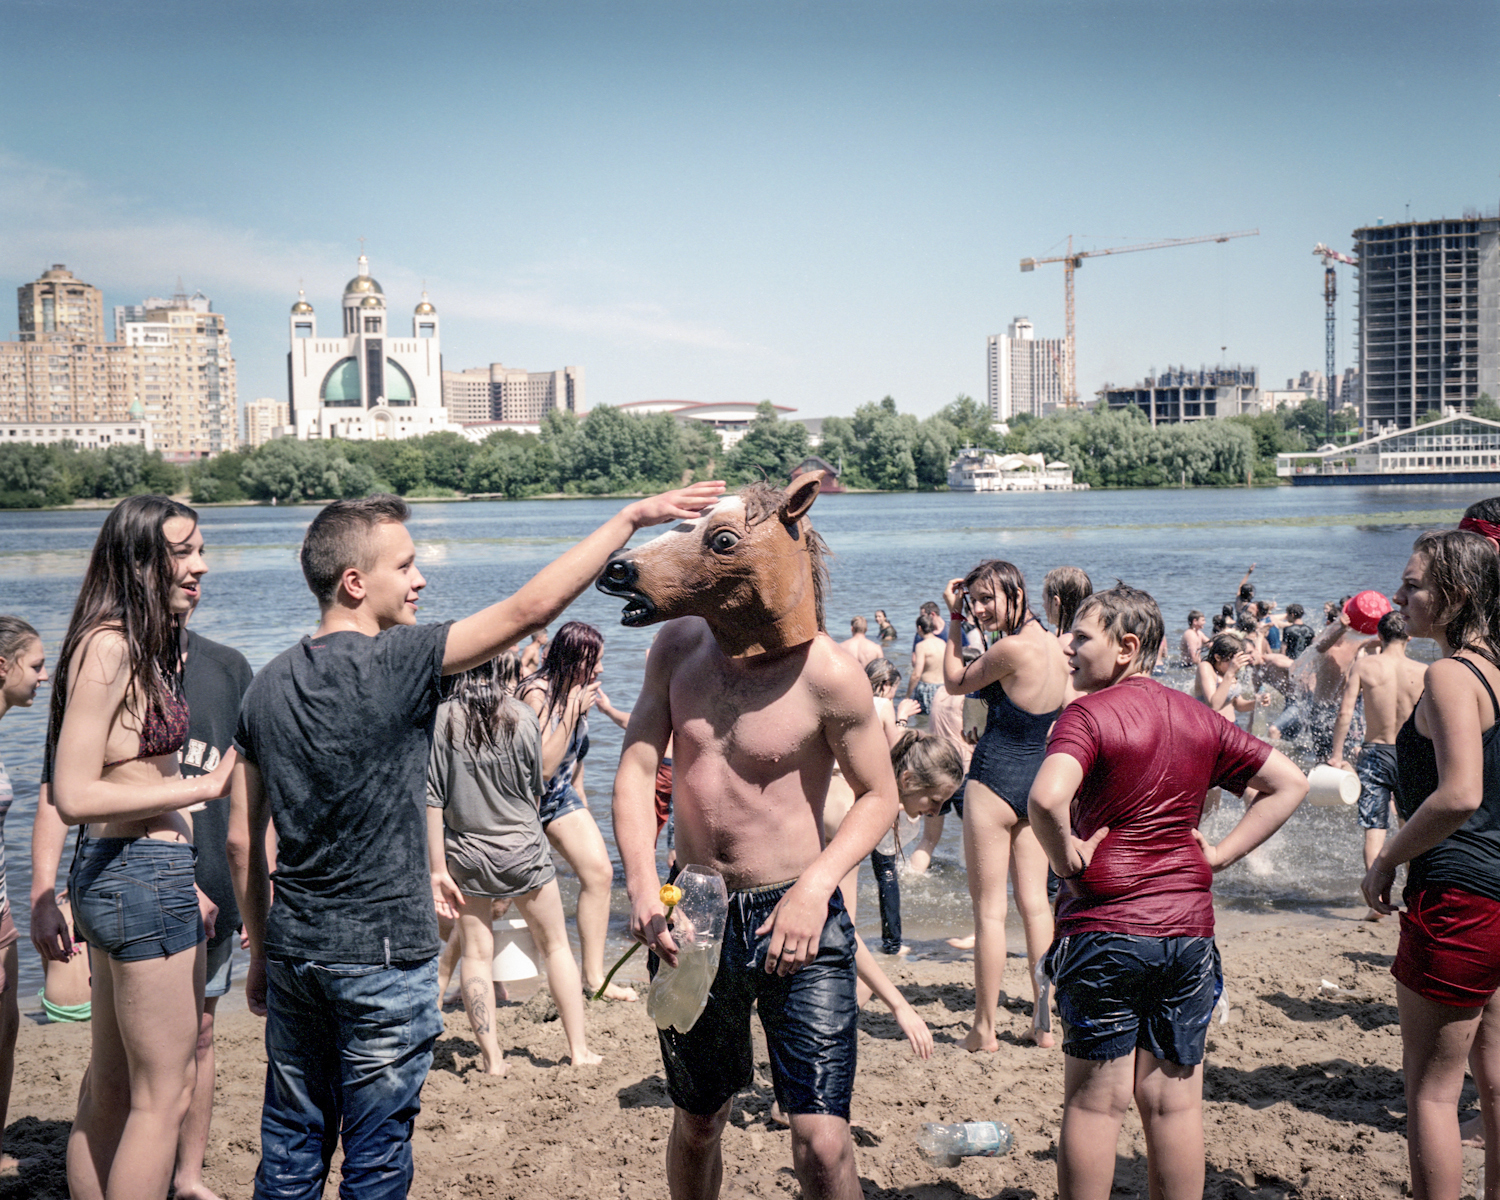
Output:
top-left (1474, 393), bottom-right (1500, 422)
top-left (467, 432), bottom-right (548, 498)
top-left (386, 444), bottom-right (429, 495)
top-left (937, 394), bottom-right (1003, 450)
top-left (726, 401), bottom-right (810, 483)
top-left (420, 431), bottom-right (477, 491)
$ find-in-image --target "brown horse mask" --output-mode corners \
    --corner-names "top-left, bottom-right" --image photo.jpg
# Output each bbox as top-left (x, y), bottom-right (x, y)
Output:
top-left (596, 472), bottom-right (829, 658)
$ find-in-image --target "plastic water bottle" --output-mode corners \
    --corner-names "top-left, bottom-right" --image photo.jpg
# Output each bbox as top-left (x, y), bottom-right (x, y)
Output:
top-left (648, 866), bottom-right (728, 1034)
top-left (915, 1121), bottom-right (1014, 1167)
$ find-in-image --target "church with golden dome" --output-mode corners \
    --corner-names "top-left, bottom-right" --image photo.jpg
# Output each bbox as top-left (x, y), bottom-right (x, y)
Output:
top-left (286, 254), bottom-right (461, 441)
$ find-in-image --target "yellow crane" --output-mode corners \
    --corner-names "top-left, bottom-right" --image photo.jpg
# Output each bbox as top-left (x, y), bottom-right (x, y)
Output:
top-left (1021, 229), bottom-right (1260, 406)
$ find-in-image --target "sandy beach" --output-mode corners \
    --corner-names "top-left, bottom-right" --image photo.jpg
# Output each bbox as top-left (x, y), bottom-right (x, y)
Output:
top-left (0, 903), bottom-right (1466, 1200)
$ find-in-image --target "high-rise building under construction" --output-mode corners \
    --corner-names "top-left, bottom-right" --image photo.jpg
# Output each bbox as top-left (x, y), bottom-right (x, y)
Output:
top-left (1355, 214), bottom-right (1500, 430)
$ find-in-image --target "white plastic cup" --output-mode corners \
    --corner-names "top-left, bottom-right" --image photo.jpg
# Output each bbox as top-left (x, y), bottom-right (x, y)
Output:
top-left (1306, 764), bottom-right (1360, 808)
top-left (490, 918), bottom-right (540, 982)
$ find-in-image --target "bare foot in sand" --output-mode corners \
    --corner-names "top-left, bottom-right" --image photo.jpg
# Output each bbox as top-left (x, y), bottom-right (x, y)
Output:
top-left (962, 1027), bottom-right (1000, 1053)
top-left (171, 1181), bottom-right (223, 1200)
top-left (569, 1049), bottom-right (603, 1066)
top-left (1362, 909), bottom-right (1387, 922)
top-left (769, 1101), bottom-right (790, 1128)
top-left (946, 935), bottom-right (975, 951)
top-left (590, 981), bottom-right (638, 1002)
top-left (478, 1057), bottom-right (510, 1078)
top-left (1461, 1113), bottom-right (1484, 1148)
top-left (1021, 1026), bottom-right (1055, 1049)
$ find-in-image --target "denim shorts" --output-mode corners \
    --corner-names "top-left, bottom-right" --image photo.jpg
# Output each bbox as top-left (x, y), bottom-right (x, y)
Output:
top-left (1046, 931), bottom-right (1221, 1066)
top-left (538, 781), bottom-right (587, 826)
top-left (70, 837), bottom-right (202, 962)
top-left (205, 935), bottom-right (235, 998)
top-left (651, 880), bottom-right (858, 1120)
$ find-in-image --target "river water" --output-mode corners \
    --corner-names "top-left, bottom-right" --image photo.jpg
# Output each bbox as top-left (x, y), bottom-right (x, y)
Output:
top-left (0, 482), bottom-right (1487, 995)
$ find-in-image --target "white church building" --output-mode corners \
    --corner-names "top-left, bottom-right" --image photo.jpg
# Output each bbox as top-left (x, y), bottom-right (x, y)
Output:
top-left (287, 255), bottom-right (462, 441)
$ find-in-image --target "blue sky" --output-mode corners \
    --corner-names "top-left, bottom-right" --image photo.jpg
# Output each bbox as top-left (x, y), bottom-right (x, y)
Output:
top-left (3, 0), bottom-right (1496, 421)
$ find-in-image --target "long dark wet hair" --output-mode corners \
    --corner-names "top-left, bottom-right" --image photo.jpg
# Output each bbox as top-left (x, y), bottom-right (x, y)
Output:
top-left (442, 650), bottom-right (523, 755)
top-left (963, 559), bottom-right (1030, 636)
top-left (48, 495), bottom-right (197, 759)
top-left (1043, 566), bottom-right (1093, 635)
top-left (521, 621), bottom-right (603, 726)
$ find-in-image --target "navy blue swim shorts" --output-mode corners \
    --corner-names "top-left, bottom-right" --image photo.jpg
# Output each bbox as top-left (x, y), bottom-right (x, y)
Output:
top-left (1046, 931), bottom-right (1221, 1066)
top-left (652, 880), bottom-right (857, 1120)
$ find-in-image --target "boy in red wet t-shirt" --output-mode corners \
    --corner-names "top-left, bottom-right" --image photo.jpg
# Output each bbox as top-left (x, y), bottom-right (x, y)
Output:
top-left (1029, 583), bottom-right (1308, 1200)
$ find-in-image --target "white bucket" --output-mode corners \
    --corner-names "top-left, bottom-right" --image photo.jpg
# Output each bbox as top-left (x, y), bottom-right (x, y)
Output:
top-left (491, 918), bottom-right (540, 982)
top-left (1306, 764), bottom-right (1360, 808)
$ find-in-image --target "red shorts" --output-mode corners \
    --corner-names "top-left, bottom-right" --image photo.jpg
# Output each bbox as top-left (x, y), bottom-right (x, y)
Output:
top-left (1393, 885), bottom-right (1500, 1008)
top-left (654, 760), bottom-right (673, 838)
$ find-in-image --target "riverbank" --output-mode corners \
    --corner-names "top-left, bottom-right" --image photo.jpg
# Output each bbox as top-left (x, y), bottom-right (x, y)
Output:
top-left (1, 906), bottom-right (1437, 1200)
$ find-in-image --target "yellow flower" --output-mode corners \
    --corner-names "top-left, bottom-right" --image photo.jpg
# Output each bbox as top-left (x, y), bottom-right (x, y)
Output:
top-left (660, 884), bottom-right (684, 908)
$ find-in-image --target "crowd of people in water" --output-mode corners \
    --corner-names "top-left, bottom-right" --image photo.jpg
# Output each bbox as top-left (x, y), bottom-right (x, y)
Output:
top-left (1, 484), bottom-right (1500, 1200)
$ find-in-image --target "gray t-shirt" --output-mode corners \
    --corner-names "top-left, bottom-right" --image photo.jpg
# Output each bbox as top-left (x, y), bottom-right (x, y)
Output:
top-left (427, 697), bottom-right (554, 899)
top-left (235, 622), bottom-right (449, 965)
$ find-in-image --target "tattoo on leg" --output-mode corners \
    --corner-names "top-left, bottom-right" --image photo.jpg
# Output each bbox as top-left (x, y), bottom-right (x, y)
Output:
top-left (464, 978), bottom-right (492, 1035)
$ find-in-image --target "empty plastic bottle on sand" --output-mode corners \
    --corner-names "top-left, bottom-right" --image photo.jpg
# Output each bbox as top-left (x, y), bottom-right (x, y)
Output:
top-left (648, 866), bottom-right (728, 1034)
top-left (915, 1121), bottom-right (1014, 1167)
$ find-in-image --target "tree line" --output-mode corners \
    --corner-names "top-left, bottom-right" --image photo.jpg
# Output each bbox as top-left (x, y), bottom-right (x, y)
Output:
top-left (0, 392), bottom-right (1406, 508)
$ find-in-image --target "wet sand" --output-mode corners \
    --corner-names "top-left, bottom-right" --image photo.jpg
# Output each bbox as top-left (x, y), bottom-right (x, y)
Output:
top-left (1, 902), bottom-right (1465, 1200)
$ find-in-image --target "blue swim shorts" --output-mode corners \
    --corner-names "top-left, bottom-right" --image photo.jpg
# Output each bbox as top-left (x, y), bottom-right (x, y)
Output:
top-left (652, 880), bottom-right (858, 1120)
top-left (1355, 743), bottom-right (1399, 831)
top-left (1046, 931), bottom-right (1221, 1066)
top-left (70, 837), bottom-right (202, 963)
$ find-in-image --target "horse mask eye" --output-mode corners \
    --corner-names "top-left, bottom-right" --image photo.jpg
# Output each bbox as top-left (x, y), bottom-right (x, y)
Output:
top-left (710, 529), bottom-right (740, 553)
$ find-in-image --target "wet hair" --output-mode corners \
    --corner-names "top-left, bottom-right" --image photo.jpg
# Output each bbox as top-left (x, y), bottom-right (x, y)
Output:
top-left (1187, 609), bottom-right (1204, 624)
top-left (1221, 603), bottom-right (1235, 619)
top-left (1377, 611), bottom-right (1409, 644)
top-left (1464, 497), bottom-right (1500, 524)
top-left (865, 658), bottom-right (900, 693)
top-left (1211, 614), bottom-right (1229, 633)
top-left (1206, 631), bottom-right (1246, 665)
top-left (739, 480), bottom-right (830, 631)
top-left (1286, 603), bottom-right (1305, 621)
top-left (522, 620), bottom-right (604, 725)
top-left (1043, 567), bottom-right (1093, 634)
top-left (919, 601), bottom-right (940, 615)
top-left (0, 616), bottom-right (40, 670)
top-left (301, 493), bottom-right (410, 609)
top-left (440, 649), bottom-right (523, 754)
top-left (962, 560), bottom-right (1029, 636)
top-left (850, 615), bottom-right (867, 634)
top-left (917, 612), bottom-right (940, 636)
top-left (1410, 530), bottom-right (1500, 663)
top-left (48, 495), bottom-right (197, 762)
top-left (1239, 582), bottom-right (1255, 601)
top-left (1255, 600), bottom-right (1272, 617)
top-left (890, 729), bottom-right (963, 795)
top-left (1075, 582), bottom-right (1164, 673)
top-left (1235, 613), bottom-right (1259, 635)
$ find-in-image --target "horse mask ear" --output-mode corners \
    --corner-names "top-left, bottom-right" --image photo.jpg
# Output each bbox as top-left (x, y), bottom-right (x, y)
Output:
top-left (779, 472), bottom-right (824, 527)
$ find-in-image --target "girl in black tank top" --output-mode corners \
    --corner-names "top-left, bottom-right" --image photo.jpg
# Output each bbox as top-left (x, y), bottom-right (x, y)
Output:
top-left (1361, 530), bottom-right (1500, 1200)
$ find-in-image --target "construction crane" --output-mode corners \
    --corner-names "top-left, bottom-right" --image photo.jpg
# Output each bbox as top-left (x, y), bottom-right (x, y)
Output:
top-left (1020, 229), bottom-right (1260, 406)
top-left (1313, 242), bottom-right (1358, 443)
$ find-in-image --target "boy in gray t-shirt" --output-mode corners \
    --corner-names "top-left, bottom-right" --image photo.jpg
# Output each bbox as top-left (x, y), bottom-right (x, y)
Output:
top-left (232, 483), bottom-right (722, 1199)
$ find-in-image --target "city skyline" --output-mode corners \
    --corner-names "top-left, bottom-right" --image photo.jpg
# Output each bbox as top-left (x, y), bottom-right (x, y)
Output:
top-left (2, 0), bottom-right (1495, 424)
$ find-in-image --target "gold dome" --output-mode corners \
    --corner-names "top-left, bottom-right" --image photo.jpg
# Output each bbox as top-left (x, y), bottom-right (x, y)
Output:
top-left (291, 299), bottom-right (314, 314)
top-left (345, 275), bottom-right (383, 294)
top-left (414, 299), bottom-right (436, 315)
top-left (360, 295), bottom-right (383, 308)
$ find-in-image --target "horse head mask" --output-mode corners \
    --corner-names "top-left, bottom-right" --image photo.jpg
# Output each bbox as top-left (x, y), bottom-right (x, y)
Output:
top-left (596, 472), bottom-right (829, 657)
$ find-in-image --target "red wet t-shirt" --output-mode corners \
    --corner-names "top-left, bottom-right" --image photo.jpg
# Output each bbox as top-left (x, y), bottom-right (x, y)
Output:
top-left (1047, 676), bottom-right (1270, 939)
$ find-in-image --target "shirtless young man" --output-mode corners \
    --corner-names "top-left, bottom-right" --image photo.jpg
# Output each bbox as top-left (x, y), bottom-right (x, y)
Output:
top-left (1179, 610), bottom-right (1207, 667)
top-left (1327, 611), bottom-right (1427, 915)
top-left (838, 616), bottom-right (883, 668)
top-left (907, 613), bottom-right (945, 716)
top-left (606, 475), bottom-right (900, 1200)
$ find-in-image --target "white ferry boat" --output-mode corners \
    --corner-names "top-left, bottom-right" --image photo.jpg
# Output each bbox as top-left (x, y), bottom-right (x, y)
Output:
top-left (947, 448), bottom-right (1086, 492)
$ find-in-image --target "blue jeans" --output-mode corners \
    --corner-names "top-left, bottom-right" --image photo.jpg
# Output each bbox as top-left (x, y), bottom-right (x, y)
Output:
top-left (255, 956), bottom-right (442, 1200)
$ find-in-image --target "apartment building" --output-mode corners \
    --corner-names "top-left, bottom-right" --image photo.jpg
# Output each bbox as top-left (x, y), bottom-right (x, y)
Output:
top-left (1356, 214), bottom-right (1500, 429)
top-left (987, 317), bottom-right (1067, 421)
top-left (243, 397), bottom-right (290, 448)
top-left (0, 265), bottom-right (238, 460)
top-left (442, 363), bottom-right (584, 423)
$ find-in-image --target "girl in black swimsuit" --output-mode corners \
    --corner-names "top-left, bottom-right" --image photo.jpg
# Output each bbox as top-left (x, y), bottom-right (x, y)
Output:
top-left (942, 560), bottom-right (1069, 1052)
top-left (1361, 529), bottom-right (1500, 1199)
